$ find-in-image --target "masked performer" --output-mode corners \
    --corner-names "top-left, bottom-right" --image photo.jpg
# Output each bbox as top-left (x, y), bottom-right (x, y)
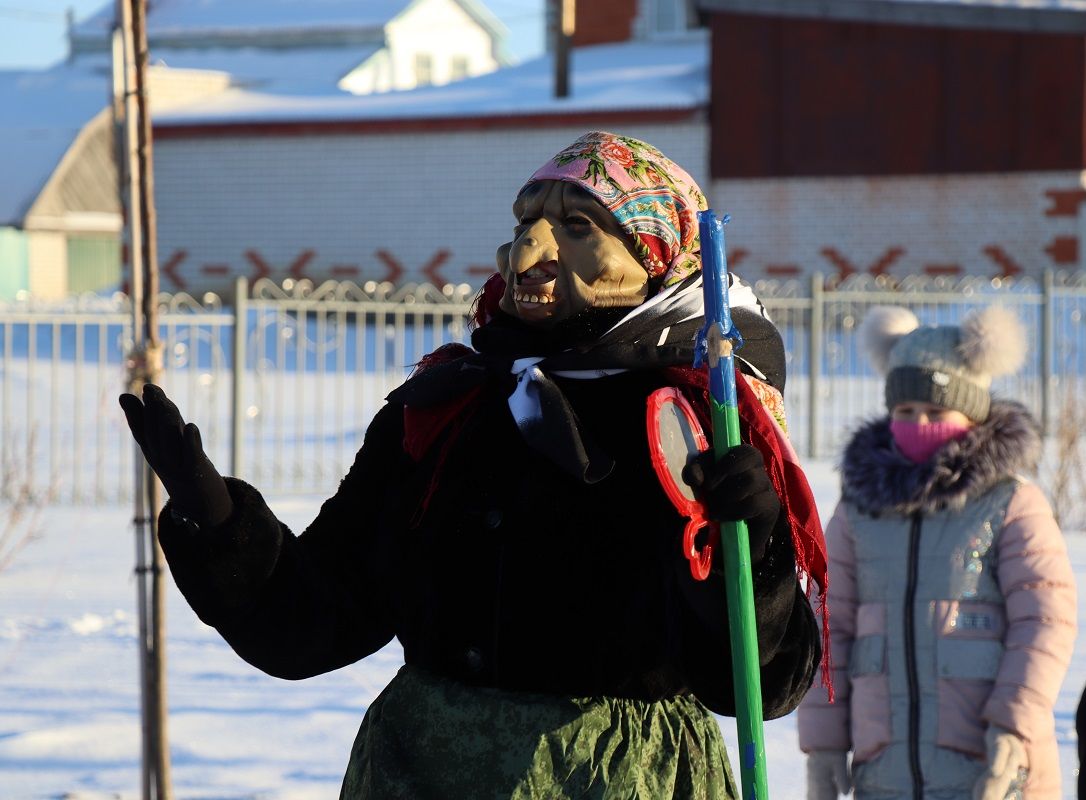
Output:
top-left (121, 131), bottom-right (826, 799)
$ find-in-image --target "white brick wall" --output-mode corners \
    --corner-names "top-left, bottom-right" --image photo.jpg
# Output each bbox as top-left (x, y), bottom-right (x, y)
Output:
top-left (155, 121), bottom-right (1083, 296)
top-left (711, 172), bottom-right (1086, 281)
top-left (153, 122), bottom-right (709, 295)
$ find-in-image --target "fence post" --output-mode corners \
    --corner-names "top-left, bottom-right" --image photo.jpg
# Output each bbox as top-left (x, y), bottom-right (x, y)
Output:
top-left (1041, 268), bottom-right (1054, 436)
top-left (232, 276), bottom-right (248, 478)
top-left (808, 273), bottom-right (823, 459)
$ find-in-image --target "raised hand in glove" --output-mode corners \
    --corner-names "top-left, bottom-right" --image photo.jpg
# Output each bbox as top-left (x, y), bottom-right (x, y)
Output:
top-left (973, 726), bottom-right (1027, 800)
top-left (681, 443), bottom-right (781, 565)
top-left (806, 751), bottom-right (852, 800)
top-left (119, 384), bottom-right (233, 528)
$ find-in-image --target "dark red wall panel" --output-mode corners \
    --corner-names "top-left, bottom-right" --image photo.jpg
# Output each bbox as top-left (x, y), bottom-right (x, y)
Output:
top-left (940, 29), bottom-right (1018, 172)
top-left (710, 14), bottom-right (779, 177)
top-left (572, 0), bottom-right (637, 47)
top-left (1016, 33), bottom-right (1086, 170)
top-left (709, 13), bottom-right (1085, 177)
top-left (780, 21), bottom-right (942, 175)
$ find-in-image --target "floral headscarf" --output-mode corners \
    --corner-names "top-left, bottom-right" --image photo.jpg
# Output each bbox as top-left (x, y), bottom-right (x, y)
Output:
top-left (522, 131), bottom-right (709, 289)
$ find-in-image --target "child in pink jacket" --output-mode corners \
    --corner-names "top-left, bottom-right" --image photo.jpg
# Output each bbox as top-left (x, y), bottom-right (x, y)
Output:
top-left (798, 306), bottom-right (1076, 799)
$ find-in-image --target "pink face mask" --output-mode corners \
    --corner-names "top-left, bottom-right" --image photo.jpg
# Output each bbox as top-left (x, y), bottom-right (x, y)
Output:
top-left (890, 419), bottom-right (972, 463)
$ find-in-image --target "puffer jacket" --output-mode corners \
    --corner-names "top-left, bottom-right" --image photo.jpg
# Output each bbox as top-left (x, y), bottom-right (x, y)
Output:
top-left (797, 401), bottom-right (1076, 799)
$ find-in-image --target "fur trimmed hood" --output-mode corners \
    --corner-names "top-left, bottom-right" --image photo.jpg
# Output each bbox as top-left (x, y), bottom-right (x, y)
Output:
top-left (841, 400), bottom-right (1042, 516)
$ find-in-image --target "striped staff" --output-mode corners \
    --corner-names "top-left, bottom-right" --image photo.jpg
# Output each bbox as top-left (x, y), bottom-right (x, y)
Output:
top-left (695, 209), bottom-right (769, 800)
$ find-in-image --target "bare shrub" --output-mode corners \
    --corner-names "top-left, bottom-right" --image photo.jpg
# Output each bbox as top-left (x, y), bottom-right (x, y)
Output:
top-left (1044, 378), bottom-right (1086, 530)
top-left (0, 430), bottom-right (51, 573)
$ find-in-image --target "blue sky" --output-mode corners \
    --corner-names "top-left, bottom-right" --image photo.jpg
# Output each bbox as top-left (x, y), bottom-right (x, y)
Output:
top-left (0, 0), bottom-right (546, 70)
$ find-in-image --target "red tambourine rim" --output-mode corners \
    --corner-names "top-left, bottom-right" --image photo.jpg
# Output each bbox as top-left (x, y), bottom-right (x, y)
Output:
top-left (646, 387), bottom-right (709, 517)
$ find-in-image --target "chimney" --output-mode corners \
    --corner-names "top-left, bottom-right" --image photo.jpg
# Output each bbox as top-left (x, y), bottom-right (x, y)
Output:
top-left (572, 0), bottom-right (637, 46)
top-left (551, 0), bottom-right (575, 98)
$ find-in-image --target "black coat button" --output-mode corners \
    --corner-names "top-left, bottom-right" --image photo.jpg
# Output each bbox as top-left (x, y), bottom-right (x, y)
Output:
top-left (464, 647), bottom-right (484, 673)
top-left (483, 509), bottom-right (503, 529)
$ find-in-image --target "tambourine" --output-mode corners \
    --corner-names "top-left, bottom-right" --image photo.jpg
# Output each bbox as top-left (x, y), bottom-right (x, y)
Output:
top-left (646, 387), bottom-right (718, 581)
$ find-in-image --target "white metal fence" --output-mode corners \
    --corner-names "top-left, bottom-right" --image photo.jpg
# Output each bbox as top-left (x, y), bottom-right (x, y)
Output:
top-left (2, 272), bottom-right (1083, 505)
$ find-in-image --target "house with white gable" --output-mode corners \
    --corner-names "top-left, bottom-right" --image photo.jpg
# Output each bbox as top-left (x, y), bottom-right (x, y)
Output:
top-left (0, 61), bottom-right (230, 300)
top-left (69, 0), bottom-right (510, 95)
top-left (0, 0), bottom-right (509, 300)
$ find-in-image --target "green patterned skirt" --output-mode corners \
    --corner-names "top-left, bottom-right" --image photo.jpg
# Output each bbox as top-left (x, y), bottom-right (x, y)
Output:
top-left (340, 665), bottom-right (736, 799)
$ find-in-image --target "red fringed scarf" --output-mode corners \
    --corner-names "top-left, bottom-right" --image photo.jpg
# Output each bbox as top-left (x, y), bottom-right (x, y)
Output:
top-left (664, 366), bottom-right (833, 700)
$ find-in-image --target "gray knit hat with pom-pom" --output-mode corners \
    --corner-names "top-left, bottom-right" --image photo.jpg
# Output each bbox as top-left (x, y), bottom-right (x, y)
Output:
top-left (858, 305), bottom-right (1027, 422)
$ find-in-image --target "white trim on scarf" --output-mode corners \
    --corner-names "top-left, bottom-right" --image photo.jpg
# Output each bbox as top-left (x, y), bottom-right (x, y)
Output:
top-left (507, 272), bottom-right (769, 434)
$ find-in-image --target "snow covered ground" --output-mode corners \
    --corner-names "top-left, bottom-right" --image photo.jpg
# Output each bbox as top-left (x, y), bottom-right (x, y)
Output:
top-left (0, 460), bottom-right (1082, 799)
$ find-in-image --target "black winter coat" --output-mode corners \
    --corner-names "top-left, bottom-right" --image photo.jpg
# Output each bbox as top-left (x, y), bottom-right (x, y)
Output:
top-left (158, 368), bottom-right (820, 718)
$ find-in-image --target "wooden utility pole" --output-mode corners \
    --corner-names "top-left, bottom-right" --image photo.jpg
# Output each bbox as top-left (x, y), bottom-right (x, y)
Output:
top-left (553, 0), bottom-right (575, 98)
top-left (113, 0), bottom-right (172, 797)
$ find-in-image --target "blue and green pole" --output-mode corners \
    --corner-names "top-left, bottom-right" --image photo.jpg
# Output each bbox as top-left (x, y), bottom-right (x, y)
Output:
top-left (695, 209), bottom-right (769, 800)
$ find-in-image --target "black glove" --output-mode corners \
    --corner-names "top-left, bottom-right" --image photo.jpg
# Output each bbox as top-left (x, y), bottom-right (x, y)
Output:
top-left (119, 384), bottom-right (233, 528)
top-left (681, 444), bottom-right (781, 565)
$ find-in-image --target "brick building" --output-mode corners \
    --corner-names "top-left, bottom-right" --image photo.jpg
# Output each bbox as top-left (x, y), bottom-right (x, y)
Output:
top-left (699, 0), bottom-right (1086, 281)
top-left (151, 0), bottom-right (1086, 295)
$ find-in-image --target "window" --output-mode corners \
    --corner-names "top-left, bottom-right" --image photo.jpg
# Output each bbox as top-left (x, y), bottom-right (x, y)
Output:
top-left (450, 55), bottom-right (469, 81)
top-left (639, 0), bottom-right (689, 35)
top-left (656, 0), bottom-right (679, 32)
top-left (414, 53), bottom-right (433, 86)
top-left (67, 235), bottom-right (121, 294)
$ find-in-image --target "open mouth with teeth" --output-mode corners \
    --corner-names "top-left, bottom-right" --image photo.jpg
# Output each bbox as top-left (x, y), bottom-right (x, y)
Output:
top-left (513, 263), bottom-right (558, 307)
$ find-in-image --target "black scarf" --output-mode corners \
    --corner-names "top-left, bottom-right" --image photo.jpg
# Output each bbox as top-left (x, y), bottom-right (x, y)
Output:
top-left (388, 274), bottom-right (779, 483)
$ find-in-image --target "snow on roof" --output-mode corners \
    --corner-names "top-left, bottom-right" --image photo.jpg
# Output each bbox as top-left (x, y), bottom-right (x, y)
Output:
top-left (151, 44), bottom-right (380, 95)
top-left (74, 0), bottom-right (414, 39)
top-left (155, 31), bottom-right (709, 127)
top-left (0, 61), bottom-right (114, 227)
top-left (697, 0), bottom-right (1086, 31)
